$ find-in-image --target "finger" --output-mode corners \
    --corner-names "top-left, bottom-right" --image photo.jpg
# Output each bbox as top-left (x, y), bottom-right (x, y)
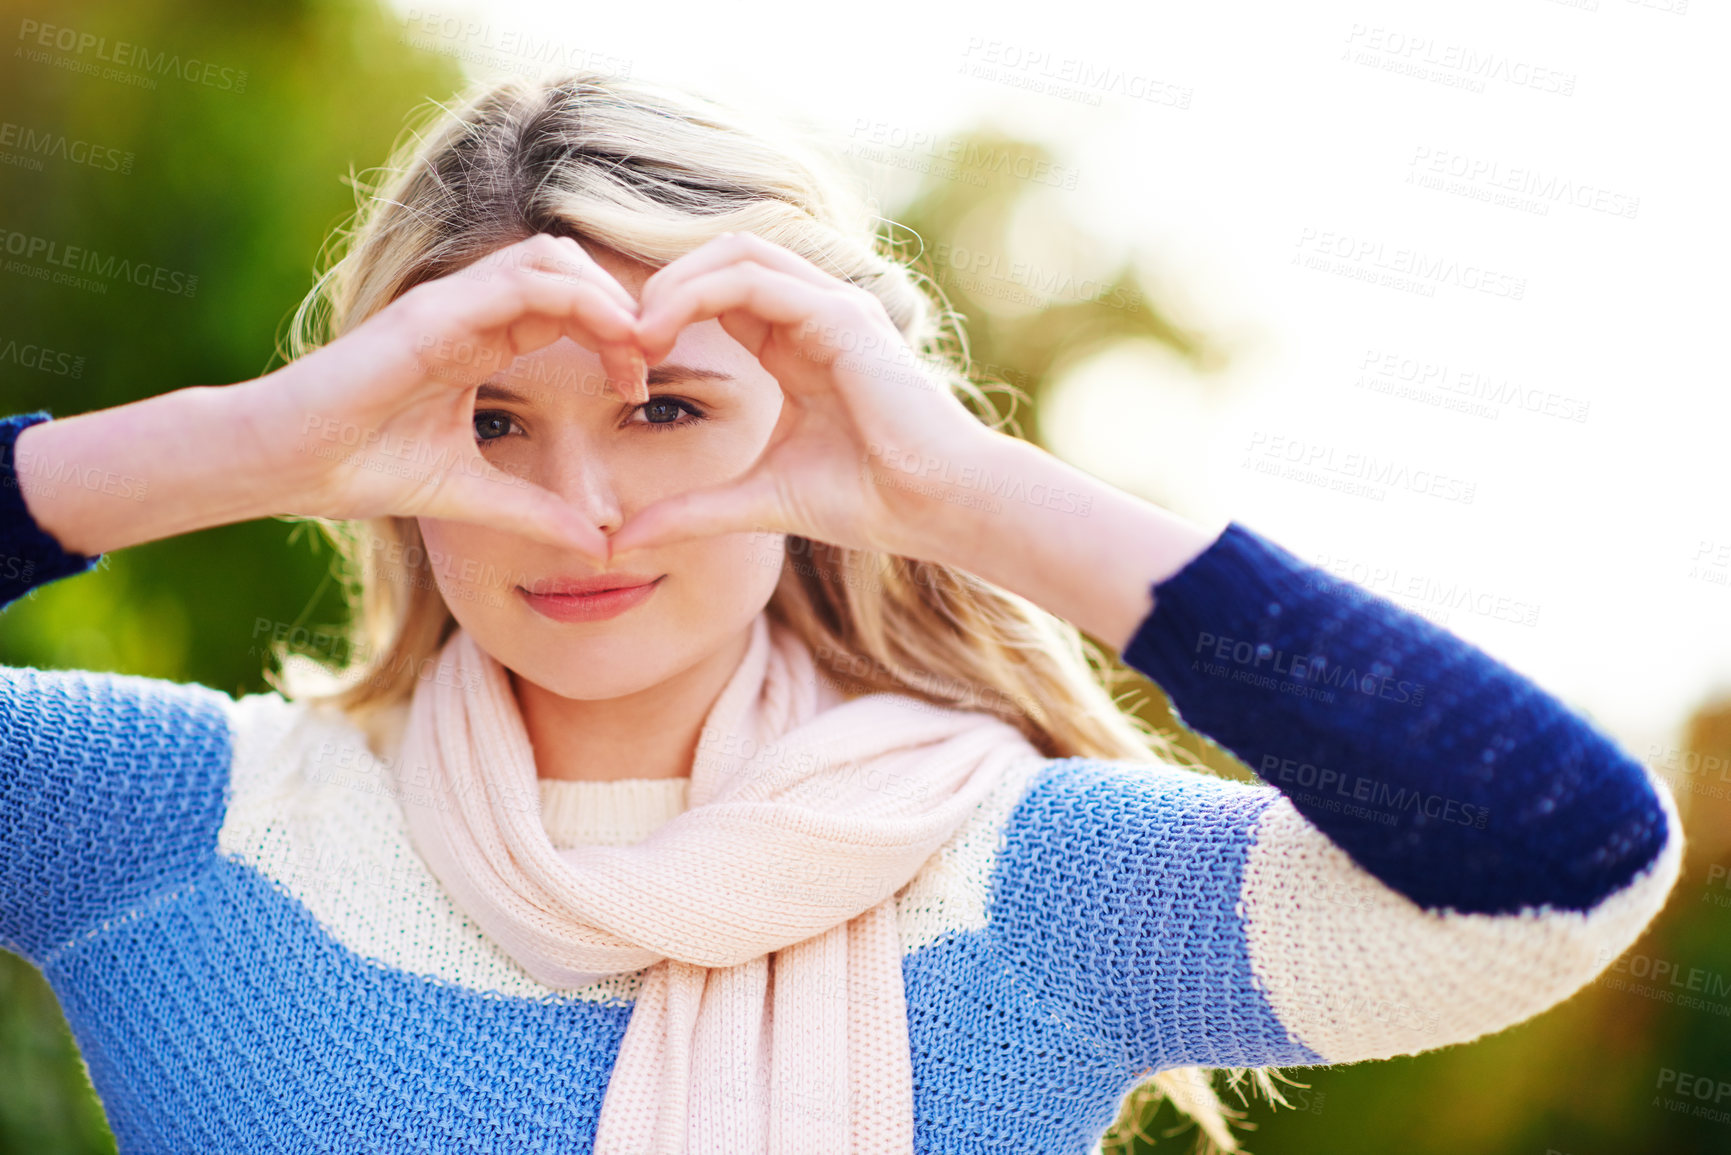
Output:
top-left (545, 234), bottom-right (642, 317)
top-left (588, 341), bottom-right (649, 407)
top-left (430, 463), bottom-right (611, 561)
top-left (640, 232), bottom-right (847, 315)
top-left (517, 240), bottom-right (655, 401)
top-left (633, 262), bottom-right (845, 368)
top-left (422, 252), bottom-right (640, 356)
top-left (609, 473), bottom-right (786, 557)
top-left (491, 233), bottom-right (640, 317)
top-left (414, 262), bottom-right (646, 398)
top-left (464, 246), bottom-right (649, 403)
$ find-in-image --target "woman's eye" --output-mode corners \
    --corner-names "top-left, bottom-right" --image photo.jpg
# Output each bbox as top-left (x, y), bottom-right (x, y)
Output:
top-left (474, 411), bottom-right (520, 442)
top-left (629, 397), bottom-right (708, 432)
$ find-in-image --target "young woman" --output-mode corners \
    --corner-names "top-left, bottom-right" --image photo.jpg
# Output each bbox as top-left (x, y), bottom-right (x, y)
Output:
top-left (0, 72), bottom-right (1681, 1155)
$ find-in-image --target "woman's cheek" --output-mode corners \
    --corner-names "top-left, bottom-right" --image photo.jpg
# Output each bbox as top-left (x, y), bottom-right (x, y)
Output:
top-left (702, 530), bottom-right (786, 617)
top-left (415, 519), bottom-right (524, 615)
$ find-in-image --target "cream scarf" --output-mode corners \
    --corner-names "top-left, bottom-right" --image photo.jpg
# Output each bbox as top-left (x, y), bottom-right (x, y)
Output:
top-left (391, 610), bottom-right (1046, 1153)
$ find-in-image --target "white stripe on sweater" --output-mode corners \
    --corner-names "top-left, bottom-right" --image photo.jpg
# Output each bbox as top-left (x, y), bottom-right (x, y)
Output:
top-left (215, 691), bottom-right (1046, 1000)
top-left (1238, 763), bottom-right (1684, 1063)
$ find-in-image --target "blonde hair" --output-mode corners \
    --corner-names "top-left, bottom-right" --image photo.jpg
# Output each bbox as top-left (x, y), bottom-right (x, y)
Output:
top-left (273, 70), bottom-right (1290, 1155)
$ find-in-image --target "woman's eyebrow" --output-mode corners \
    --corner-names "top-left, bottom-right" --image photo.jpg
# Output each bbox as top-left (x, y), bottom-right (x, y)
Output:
top-left (474, 362), bottom-right (734, 405)
top-left (646, 362), bottom-right (735, 386)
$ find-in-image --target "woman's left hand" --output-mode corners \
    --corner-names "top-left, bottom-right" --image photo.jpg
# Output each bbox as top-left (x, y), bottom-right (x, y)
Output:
top-left (605, 232), bottom-right (1012, 562)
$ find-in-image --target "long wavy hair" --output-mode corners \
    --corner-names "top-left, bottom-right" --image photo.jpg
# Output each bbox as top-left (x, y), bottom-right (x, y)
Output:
top-left (272, 69), bottom-right (1292, 1155)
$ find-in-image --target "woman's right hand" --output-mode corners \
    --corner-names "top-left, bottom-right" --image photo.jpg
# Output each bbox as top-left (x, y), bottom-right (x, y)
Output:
top-left (14, 234), bottom-right (647, 561)
top-left (255, 233), bottom-right (647, 557)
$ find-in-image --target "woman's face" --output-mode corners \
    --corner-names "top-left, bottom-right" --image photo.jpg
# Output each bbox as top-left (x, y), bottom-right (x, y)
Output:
top-left (415, 242), bottom-right (787, 700)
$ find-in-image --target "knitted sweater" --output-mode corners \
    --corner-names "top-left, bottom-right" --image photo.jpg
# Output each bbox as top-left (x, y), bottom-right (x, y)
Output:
top-left (0, 409), bottom-right (1682, 1154)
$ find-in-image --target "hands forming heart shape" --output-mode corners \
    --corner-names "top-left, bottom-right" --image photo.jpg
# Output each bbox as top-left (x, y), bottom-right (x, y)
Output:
top-left (272, 230), bottom-right (1009, 568)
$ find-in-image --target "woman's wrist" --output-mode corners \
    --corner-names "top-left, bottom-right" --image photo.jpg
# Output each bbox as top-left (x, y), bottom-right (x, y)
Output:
top-left (13, 381), bottom-right (306, 556)
top-left (899, 430), bottom-right (1228, 652)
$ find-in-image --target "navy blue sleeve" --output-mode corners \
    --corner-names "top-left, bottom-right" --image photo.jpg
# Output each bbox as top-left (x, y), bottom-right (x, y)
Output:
top-left (0, 411), bottom-right (104, 608)
top-left (1121, 520), bottom-right (1671, 917)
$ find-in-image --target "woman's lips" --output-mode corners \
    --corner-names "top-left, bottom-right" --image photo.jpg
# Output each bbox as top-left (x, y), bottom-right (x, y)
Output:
top-left (517, 576), bottom-right (665, 622)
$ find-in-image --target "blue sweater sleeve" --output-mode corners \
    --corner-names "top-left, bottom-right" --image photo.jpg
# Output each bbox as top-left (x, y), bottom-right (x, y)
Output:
top-left (0, 410), bottom-right (104, 606)
top-left (0, 411), bottom-right (233, 965)
top-left (981, 519), bottom-right (1680, 1076)
top-left (1119, 520), bottom-right (1671, 917)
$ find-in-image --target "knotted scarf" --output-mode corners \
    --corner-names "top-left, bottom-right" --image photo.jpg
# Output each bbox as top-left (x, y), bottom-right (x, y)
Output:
top-left (391, 610), bottom-right (1046, 1153)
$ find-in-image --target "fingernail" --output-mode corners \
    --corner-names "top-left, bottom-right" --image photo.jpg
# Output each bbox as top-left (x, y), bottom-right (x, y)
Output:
top-left (630, 349), bottom-right (648, 399)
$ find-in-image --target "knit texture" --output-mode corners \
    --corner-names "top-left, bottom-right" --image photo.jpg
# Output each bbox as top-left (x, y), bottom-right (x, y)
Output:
top-left (538, 777), bottom-right (688, 848)
top-left (0, 414), bottom-right (1684, 1153)
top-left (393, 612), bottom-right (1049, 1153)
top-left (1122, 522), bottom-right (1672, 915)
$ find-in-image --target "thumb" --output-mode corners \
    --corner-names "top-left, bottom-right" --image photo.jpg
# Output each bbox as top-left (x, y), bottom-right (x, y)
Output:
top-left (430, 463), bottom-right (611, 561)
top-left (609, 472), bottom-right (786, 556)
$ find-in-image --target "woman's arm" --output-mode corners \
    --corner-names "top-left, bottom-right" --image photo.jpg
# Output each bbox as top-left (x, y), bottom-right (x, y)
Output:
top-left (1, 234), bottom-right (654, 963)
top-left (899, 429), bottom-right (1228, 652)
top-left (7, 233), bottom-right (653, 569)
top-left (9, 386), bottom-right (307, 559)
top-left (597, 230), bottom-right (1680, 1071)
top-left (612, 229), bottom-right (1672, 918)
top-left (913, 430), bottom-right (1674, 919)
top-left (917, 434), bottom-right (1681, 1071)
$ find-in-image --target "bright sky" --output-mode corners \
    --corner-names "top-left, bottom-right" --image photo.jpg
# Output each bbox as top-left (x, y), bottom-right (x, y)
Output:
top-left (383, 0), bottom-right (1731, 764)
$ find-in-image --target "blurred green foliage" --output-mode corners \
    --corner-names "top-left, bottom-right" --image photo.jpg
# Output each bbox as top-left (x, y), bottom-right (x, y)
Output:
top-left (2, 2), bottom-right (1728, 1153)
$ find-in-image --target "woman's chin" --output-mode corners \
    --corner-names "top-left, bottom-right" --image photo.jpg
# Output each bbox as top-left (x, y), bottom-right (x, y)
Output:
top-left (498, 641), bottom-right (682, 702)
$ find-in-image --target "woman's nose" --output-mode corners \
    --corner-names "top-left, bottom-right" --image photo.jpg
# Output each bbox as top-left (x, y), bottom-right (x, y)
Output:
top-left (543, 444), bottom-right (624, 535)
